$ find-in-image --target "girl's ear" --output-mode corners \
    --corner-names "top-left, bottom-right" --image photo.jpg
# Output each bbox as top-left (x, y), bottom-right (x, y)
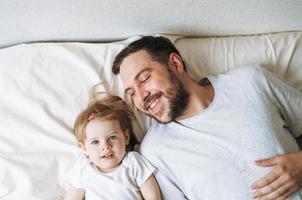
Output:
top-left (124, 129), bottom-right (130, 145)
top-left (79, 143), bottom-right (87, 155)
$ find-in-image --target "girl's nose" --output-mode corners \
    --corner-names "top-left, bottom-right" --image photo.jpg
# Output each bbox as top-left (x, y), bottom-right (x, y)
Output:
top-left (101, 142), bottom-right (112, 150)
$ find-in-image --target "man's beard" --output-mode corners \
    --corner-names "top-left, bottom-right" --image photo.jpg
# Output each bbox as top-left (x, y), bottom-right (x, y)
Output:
top-left (143, 68), bottom-right (189, 123)
top-left (166, 68), bottom-right (189, 122)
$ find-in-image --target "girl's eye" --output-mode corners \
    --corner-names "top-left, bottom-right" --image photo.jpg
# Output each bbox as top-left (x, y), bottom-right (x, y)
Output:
top-left (108, 135), bottom-right (117, 141)
top-left (91, 140), bottom-right (99, 145)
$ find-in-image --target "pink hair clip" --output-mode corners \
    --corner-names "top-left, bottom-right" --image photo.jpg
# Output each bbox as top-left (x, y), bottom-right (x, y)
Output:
top-left (88, 113), bottom-right (96, 121)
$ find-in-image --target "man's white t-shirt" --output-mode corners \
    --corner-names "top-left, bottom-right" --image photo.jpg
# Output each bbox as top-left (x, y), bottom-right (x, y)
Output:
top-left (62, 151), bottom-right (155, 200)
top-left (140, 65), bottom-right (302, 200)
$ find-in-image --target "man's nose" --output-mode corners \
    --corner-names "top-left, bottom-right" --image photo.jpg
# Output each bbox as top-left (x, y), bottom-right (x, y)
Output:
top-left (135, 85), bottom-right (150, 102)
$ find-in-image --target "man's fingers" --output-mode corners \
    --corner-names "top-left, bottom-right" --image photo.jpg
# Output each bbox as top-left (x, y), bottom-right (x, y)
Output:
top-left (275, 186), bottom-right (300, 200)
top-left (259, 184), bottom-right (299, 200)
top-left (251, 170), bottom-right (300, 199)
top-left (255, 156), bottom-right (279, 167)
top-left (253, 181), bottom-right (292, 199)
top-left (251, 152), bottom-right (302, 199)
top-left (251, 169), bottom-right (279, 189)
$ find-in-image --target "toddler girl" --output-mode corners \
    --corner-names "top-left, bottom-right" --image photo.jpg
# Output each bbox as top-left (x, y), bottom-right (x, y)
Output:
top-left (63, 94), bottom-right (161, 200)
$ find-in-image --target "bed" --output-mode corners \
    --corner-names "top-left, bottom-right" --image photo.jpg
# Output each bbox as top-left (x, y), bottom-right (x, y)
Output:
top-left (1, 1), bottom-right (302, 199)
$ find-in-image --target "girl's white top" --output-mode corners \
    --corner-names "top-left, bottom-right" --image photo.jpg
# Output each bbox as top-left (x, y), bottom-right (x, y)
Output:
top-left (62, 151), bottom-right (155, 200)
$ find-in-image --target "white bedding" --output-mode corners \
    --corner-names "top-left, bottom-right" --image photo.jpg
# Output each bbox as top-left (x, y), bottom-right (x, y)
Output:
top-left (0, 31), bottom-right (302, 199)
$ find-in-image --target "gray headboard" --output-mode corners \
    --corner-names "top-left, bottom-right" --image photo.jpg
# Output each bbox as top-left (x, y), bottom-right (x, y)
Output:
top-left (1, 0), bottom-right (302, 48)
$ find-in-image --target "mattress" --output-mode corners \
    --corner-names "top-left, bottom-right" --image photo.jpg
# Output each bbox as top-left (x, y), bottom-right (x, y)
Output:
top-left (0, 31), bottom-right (302, 199)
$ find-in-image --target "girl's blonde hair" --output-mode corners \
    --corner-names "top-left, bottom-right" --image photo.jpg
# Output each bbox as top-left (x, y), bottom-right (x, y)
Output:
top-left (74, 92), bottom-right (138, 151)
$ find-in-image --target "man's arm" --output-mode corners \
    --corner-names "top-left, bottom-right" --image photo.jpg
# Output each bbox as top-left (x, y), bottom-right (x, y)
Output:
top-left (251, 151), bottom-right (302, 199)
top-left (251, 68), bottom-right (302, 199)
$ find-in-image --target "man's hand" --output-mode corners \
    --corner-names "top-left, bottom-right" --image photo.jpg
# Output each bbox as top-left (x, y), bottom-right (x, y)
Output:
top-left (251, 151), bottom-right (302, 200)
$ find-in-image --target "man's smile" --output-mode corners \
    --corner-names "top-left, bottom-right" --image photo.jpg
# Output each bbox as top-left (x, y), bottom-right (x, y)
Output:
top-left (144, 93), bottom-right (163, 114)
top-left (149, 98), bottom-right (159, 109)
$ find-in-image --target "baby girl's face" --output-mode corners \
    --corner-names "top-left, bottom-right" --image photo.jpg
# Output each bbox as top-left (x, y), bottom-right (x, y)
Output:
top-left (82, 119), bottom-right (129, 173)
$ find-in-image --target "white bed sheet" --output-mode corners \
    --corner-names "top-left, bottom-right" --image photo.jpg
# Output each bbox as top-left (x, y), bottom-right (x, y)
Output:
top-left (0, 41), bottom-right (129, 200)
top-left (0, 31), bottom-right (301, 199)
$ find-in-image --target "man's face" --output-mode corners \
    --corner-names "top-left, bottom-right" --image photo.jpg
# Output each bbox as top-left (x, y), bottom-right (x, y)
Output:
top-left (119, 50), bottom-right (188, 123)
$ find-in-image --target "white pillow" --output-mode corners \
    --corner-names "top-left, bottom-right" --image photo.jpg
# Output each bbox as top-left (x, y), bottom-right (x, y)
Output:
top-left (175, 31), bottom-right (302, 90)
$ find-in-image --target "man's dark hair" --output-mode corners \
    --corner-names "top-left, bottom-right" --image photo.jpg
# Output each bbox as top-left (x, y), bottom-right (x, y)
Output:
top-left (112, 36), bottom-right (186, 74)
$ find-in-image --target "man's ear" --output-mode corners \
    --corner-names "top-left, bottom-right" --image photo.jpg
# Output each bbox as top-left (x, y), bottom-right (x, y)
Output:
top-left (168, 53), bottom-right (185, 73)
top-left (124, 129), bottom-right (130, 145)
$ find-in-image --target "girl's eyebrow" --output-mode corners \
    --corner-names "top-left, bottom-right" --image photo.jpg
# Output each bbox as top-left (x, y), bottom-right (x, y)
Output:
top-left (87, 137), bottom-right (99, 142)
top-left (87, 131), bottom-right (118, 141)
top-left (107, 132), bottom-right (118, 137)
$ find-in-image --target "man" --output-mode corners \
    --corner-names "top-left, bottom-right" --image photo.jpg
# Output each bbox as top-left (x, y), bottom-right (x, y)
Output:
top-left (112, 36), bottom-right (302, 199)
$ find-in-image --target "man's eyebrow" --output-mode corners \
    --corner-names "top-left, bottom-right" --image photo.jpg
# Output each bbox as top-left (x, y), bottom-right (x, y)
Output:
top-left (124, 68), bottom-right (151, 94)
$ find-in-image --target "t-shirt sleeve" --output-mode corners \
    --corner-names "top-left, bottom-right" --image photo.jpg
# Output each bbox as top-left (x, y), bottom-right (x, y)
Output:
top-left (262, 68), bottom-right (302, 138)
top-left (153, 170), bottom-right (189, 200)
top-left (129, 151), bottom-right (156, 186)
top-left (139, 127), bottom-right (190, 199)
top-left (61, 155), bottom-right (86, 190)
